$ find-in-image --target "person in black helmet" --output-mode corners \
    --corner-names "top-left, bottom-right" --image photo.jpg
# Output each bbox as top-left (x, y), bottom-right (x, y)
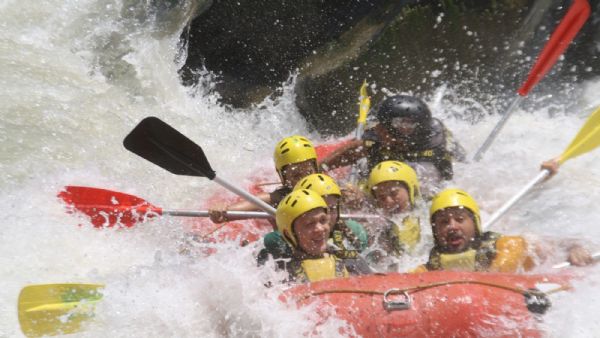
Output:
top-left (320, 95), bottom-right (465, 197)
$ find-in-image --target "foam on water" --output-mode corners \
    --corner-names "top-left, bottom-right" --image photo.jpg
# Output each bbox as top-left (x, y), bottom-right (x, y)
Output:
top-left (1, 0), bottom-right (599, 337)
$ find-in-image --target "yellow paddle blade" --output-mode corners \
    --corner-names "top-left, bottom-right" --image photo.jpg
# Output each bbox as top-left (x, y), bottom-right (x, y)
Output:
top-left (559, 106), bottom-right (600, 164)
top-left (18, 283), bottom-right (104, 337)
top-left (358, 80), bottom-right (370, 124)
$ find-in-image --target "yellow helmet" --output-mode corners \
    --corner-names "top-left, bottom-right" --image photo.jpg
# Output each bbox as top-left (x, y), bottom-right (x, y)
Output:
top-left (430, 188), bottom-right (481, 234)
top-left (276, 189), bottom-right (328, 248)
top-left (273, 135), bottom-right (317, 173)
top-left (294, 173), bottom-right (341, 197)
top-left (367, 161), bottom-right (420, 205)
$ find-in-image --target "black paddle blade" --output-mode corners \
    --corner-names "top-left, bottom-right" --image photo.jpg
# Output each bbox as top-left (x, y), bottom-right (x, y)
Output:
top-left (123, 117), bottom-right (216, 179)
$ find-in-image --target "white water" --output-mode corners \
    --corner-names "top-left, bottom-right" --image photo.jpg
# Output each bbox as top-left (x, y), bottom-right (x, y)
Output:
top-left (1, 1), bottom-right (599, 337)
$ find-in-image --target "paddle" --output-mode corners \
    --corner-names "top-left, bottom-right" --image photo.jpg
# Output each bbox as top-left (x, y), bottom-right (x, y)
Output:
top-left (349, 80), bottom-right (371, 184)
top-left (58, 185), bottom-right (272, 228)
top-left (18, 283), bottom-right (104, 337)
top-left (60, 185), bottom-right (385, 228)
top-left (473, 0), bottom-right (591, 161)
top-left (123, 117), bottom-right (276, 215)
top-left (483, 106), bottom-right (600, 230)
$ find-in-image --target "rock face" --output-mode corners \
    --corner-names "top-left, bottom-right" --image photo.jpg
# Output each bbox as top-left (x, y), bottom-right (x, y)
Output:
top-left (180, 0), bottom-right (600, 135)
top-left (180, 0), bottom-right (388, 106)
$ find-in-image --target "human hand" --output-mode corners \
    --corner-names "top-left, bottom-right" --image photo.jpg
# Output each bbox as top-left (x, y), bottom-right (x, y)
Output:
top-left (567, 245), bottom-right (594, 267)
top-left (540, 158), bottom-right (560, 178)
top-left (208, 207), bottom-right (228, 223)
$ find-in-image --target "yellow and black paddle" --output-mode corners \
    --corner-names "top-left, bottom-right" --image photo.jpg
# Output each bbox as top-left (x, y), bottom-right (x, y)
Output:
top-left (484, 106), bottom-right (600, 230)
top-left (18, 283), bottom-right (104, 337)
top-left (349, 80), bottom-right (371, 184)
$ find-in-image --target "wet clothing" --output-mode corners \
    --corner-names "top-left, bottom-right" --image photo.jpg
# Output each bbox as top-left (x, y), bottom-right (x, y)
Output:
top-left (363, 215), bottom-right (422, 270)
top-left (413, 231), bottom-right (534, 273)
top-left (331, 219), bottom-right (369, 257)
top-left (257, 219), bottom-right (369, 265)
top-left (269, 186), bottom-right (292, 208)
top-left (258, 237), bottom-right (351, 283)
top-left (257, 220), bottom-right (373, 280)
top-left (257, 231), bottom-right (292, 266)
top-left (363, 118), bottom-right (465, 180)
top-left (366, 215), bottom-right (421, 255)
top-left (287, 252), bottom-right (349, 283)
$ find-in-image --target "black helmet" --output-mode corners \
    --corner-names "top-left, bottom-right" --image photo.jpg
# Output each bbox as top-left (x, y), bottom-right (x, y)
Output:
top-left (375, 95), bottom-right (432, 139)
top-left (377, 95), bottom-right (432, 125)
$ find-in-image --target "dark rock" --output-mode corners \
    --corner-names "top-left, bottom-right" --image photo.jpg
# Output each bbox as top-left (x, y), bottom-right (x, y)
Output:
top-left (180, 0), bottom-right (387, 107)
top-left (179, 0), bottom-right (600, 135)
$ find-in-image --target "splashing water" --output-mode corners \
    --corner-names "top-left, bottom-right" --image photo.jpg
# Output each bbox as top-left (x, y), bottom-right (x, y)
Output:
top-left (1, 1), bottom-right (599, 337)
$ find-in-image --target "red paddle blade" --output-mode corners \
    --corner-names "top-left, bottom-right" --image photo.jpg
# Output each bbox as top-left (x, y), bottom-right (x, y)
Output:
top-left (518, 0), bottom-right (591, 96)
top-left (58, 186), bottom-right (162, 228)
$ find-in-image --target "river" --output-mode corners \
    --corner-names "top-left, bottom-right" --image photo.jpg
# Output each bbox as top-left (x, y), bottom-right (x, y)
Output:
top-left (1, 1), bottom-right (599, 337)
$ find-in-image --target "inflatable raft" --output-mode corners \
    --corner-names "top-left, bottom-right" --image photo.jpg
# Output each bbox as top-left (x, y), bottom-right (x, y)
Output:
top-left (283, 271), bottom-right (572, 337)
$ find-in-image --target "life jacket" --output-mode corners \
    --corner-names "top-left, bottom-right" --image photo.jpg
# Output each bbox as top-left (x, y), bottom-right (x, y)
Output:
top-left (363, 119), bottom-right (456, 180)
top-left (390, 215), bottom-right (421, 254)
top-left (364, 215), bottom-right (422, 266)
top-left (330, 219), bottom-right (367, 259)
top-left (289, 254), bottom-right (349, 283)
top-left (425, 232), bottom-right (533, 272)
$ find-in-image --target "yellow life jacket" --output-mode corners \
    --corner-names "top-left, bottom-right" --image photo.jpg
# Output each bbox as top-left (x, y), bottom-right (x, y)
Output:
top-left (489, 236), bottom-right (535, 272)
top-left (293, 255), bottom-right (349, 283)
top-left (438, 249), bottom-right (478, 271)
top-left (331, 228), bottom-right (358, 259)
top-left (364, 215), bottom-right (421, 266)
top-left (426, 232), bottom-right (501, 272)
top-left (390, 215), bottom-right (421, 254)
top-left (425, 232), bottom-right (534, 272)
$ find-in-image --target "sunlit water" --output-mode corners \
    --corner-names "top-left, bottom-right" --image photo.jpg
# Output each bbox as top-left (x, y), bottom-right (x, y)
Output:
top-left (1, 1), bottom-right (599, 337)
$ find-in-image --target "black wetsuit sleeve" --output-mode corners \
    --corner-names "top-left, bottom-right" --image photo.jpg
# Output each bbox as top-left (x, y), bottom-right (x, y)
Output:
top-left (433, 146), bottom-right (454, 180)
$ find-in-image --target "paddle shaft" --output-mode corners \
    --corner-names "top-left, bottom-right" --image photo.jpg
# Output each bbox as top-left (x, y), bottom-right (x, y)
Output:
top-left (349, 123), bottom-right (366, 184)
top-left (163, 209), bottom-right (383, 222)
top-left (213, 175), bottom-right (276, 215)
top-left (473, 96), bottom-right (524, 161)
top-left (483, 169), bottom-right (549, 230)
top-left (473, 0), bottom-right (590, 161)
top-left (553, 251), bottom-right (600, 269)
top-left (162, 210), bottom-right (269, 218)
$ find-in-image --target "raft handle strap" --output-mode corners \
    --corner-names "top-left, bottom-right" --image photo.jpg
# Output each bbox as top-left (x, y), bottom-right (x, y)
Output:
top-left (383, 289), bottom-right (411, 311)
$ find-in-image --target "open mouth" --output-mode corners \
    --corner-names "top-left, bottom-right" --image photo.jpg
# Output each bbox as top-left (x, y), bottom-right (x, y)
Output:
top-left (310, 235), bottom-right (328, 247)
top-left (446, 233), bottom-right (465, 248)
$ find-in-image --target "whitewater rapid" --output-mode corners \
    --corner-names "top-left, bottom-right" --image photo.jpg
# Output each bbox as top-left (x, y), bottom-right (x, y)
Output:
top-left (1, 1), bottom-right (599, 337)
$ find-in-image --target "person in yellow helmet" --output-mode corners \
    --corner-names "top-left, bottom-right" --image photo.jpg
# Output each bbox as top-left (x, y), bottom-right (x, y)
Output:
top-left (296, 174), bottom-right (368, 254)
top-left (258, 174), bottom-right (372, 275)
top-left (209, 135), bottom-right (319, 223)
top-left (360, 161), bottom-right (423, 270)
top-left (412, 188), bottom-right (594, 273)
top-left (263, 189), bottom-right (351, 283)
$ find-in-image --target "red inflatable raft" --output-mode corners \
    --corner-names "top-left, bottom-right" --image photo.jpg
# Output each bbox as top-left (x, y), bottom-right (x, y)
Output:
top-left (282, 271), bottom-right (573, 337)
